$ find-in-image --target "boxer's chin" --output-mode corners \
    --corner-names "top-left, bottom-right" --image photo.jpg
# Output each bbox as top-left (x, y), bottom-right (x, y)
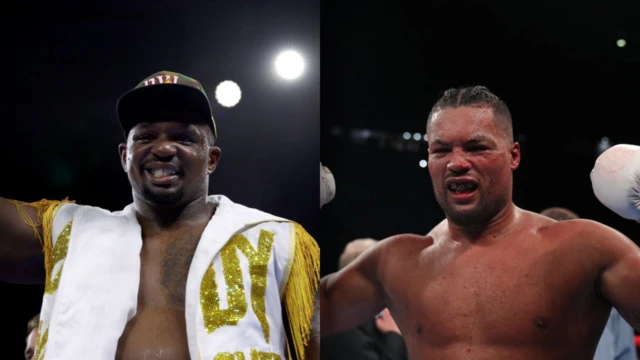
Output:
top-left (141, 185), bottom-right (185, 206)
top-left (445, 205), bottom-right (488, 226)
top-left (435, 192), bottom-right (488, 225)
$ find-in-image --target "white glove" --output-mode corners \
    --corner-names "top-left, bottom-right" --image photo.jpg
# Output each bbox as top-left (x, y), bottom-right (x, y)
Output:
top-left (590, 144), bottom-right (640, 220)
top-left (320, 163), bottom-right (336, 208)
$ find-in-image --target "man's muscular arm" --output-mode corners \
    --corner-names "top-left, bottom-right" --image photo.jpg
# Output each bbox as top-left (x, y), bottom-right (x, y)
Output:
top-left (321, 239), bottom-right (387, 337)
top-left (593, 222), bottom-right (640, 331)
top-left (0, 197), bottom-right (46, 283)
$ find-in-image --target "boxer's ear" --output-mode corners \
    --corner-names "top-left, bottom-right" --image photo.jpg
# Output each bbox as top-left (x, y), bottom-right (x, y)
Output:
top-left (207, 146), bottom-right (221, 173)
top-left (510, 142), bottom-right (521, 170)
top-left (118, 143), bottom-right (128, 173)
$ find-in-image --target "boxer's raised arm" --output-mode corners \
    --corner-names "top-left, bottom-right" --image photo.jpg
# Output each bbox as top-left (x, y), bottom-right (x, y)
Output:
top-left (320, 240), bottom-right (386, 336)
top-left (593, 223), bottom-right (640, 332)
top-left (589, 143), bottom-right (640, 330)
top-left (0, 197), bottom-right (48, 283)
top-left (0, 197), bottom-right (73, 284)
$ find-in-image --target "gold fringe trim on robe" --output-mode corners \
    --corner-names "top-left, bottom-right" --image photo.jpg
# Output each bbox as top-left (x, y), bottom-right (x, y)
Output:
top-left (7, 198), bottom-right (75, 283)
top-left (283, 223), bottom-right (320, 360)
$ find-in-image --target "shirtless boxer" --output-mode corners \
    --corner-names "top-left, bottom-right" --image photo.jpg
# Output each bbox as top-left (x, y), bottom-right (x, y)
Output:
top-left (0, 71), bottom-right (319, 360)
top-left (320, 86), bottom-right (640, 359)
top-left (539, 207), bottom-right (637, 360)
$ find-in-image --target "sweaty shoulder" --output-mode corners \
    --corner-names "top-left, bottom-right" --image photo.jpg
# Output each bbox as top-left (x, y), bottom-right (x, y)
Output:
top-left (525, 211), bottom-right (589, 239)
top-left (539, 216), bottom-right (618, 241)
top-left (382, 233), bottom-right (435, 249)
top-left (376, 232), bottom-right (435, 268)
top-left (538, 217), bottom-right (636, 262)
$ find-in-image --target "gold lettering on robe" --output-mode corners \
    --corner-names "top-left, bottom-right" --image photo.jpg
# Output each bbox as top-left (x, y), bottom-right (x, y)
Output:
top-left (212, 350), bottom-right (281, 360)
top-left (251, 349), bottom-right (281, 360)
top-left (44, 220), bottom-right (72, 295)
top-left (200, 230), bottom-right (275, 342)
top-left (214, 352), bottom-right (245, 360)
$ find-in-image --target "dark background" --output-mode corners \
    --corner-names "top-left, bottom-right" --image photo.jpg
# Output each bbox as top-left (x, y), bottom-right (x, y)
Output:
top-left (2, 0), bottom-right (318, 357)
top-left (321, 0), bottom-right (640, 271)
top-left (320, 0), bottom-right (640, 345)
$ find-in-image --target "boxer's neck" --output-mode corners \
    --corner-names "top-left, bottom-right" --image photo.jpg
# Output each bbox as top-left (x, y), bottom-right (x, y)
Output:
top-left (447, 202), bottom-right (519, 243)
top-left (134, 194), bottom-right (215, 235)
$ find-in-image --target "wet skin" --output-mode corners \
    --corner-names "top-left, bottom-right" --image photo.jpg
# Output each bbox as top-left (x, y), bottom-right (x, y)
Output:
top-left (320, 107), bottom-right (640, 359)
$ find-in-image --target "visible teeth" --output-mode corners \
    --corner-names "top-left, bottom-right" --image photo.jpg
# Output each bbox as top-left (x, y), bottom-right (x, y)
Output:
top-left (449, 183), bottom-right (475, 191)
top-left (151, 169), bottom-right (176, 178)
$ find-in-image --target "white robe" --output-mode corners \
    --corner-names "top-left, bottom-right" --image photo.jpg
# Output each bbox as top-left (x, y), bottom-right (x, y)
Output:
top-left (33, 195), bottom-right (317, 360)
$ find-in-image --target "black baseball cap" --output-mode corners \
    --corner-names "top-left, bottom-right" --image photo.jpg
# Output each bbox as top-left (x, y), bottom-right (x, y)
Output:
top-left (116, 70), bottom-right (217, 139)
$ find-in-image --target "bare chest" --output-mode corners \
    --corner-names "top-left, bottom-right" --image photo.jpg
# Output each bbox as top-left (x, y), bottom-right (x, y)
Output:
top-left (384, 238), bottom-right (601, 348)
top-left (137, 228), bottom-right (203, 308)
top-left (115, 226), bottom-right (204, 360)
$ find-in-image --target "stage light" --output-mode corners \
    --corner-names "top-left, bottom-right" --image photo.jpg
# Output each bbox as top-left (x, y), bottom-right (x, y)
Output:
top-left (419, 160), bottom-right (427, 168)
top-left (275, 50), bottom-right (305, 80)
top-left (215, 80), bottom-right (242, 108)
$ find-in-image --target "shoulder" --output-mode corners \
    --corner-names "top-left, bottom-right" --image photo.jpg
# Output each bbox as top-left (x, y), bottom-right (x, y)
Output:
top-left (242, 220), bottom-right (309, 238)
top-left (539, 217), bottom-right (637, 259)
top-left (52, 202), bottom-right (83, 233)
top-left (382, 233), bottom-right (435, 248)
top-left (373, 233), bottom-right (435, 265)
top-left (214, 195), bottom-right (290, 224)
top-left (215, 196), bottom-right (314, 242)
top-left (56, 202), bottom-right (125, 219)
top-left (540, 217), bottom-right (628, 242)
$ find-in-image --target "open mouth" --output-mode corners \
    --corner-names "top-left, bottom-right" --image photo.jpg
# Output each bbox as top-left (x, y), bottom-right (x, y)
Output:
top-left (447, 181), bottom-right (478, 194)
top-left (142, 164), bottom-right (183, 184)
top-left (146, 169), bottom-right (179, 178)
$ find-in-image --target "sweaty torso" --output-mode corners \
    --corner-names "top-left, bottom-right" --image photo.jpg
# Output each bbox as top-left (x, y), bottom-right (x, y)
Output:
top-left (115, 223), bottom-right (205, 360)
top-left (380, 214), bottom-right (612, 360)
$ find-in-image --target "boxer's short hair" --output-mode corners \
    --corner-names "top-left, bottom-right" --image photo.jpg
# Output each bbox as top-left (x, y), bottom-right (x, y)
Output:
top-left (427, 86), bottom-right (513, 143)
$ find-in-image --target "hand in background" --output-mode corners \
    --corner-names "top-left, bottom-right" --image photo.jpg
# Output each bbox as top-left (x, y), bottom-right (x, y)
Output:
top-left (375, 308), bottom-right (401, 335)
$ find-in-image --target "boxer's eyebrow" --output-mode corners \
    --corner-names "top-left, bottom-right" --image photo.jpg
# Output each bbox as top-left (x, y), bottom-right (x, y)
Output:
top-left (430, 139), bottom-right (449, 146)
top-left (465, 136), bottom-right (497, 147)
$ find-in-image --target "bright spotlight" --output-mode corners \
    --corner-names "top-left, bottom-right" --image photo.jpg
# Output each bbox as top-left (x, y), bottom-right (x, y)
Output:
top-left (617, 39), bottom-right (626, 48)
top-left (423, 134), bottom-right (428, 141)
top-left (419, 160), bottom-right (427, 168)
top-left (413, 133), bottom-right (421, 141)
top-left (403, 132), bottom-right (411, 140)
top-left (215, 80), bottom-right (242, 108)
top-left (275, 50), bottom-right (305, 80)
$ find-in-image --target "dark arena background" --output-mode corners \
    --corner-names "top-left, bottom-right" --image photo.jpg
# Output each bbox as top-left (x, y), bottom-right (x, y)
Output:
top-left (2, 1), bottom-right (318, 357)
top-left (321, 0), bottom-right (640, 354)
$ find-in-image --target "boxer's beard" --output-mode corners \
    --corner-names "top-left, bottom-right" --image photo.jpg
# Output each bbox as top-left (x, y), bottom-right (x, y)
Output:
top-left (141, 185), bottom-right (185, 206)
top-left (434, 185), bottom-right (506, 227)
